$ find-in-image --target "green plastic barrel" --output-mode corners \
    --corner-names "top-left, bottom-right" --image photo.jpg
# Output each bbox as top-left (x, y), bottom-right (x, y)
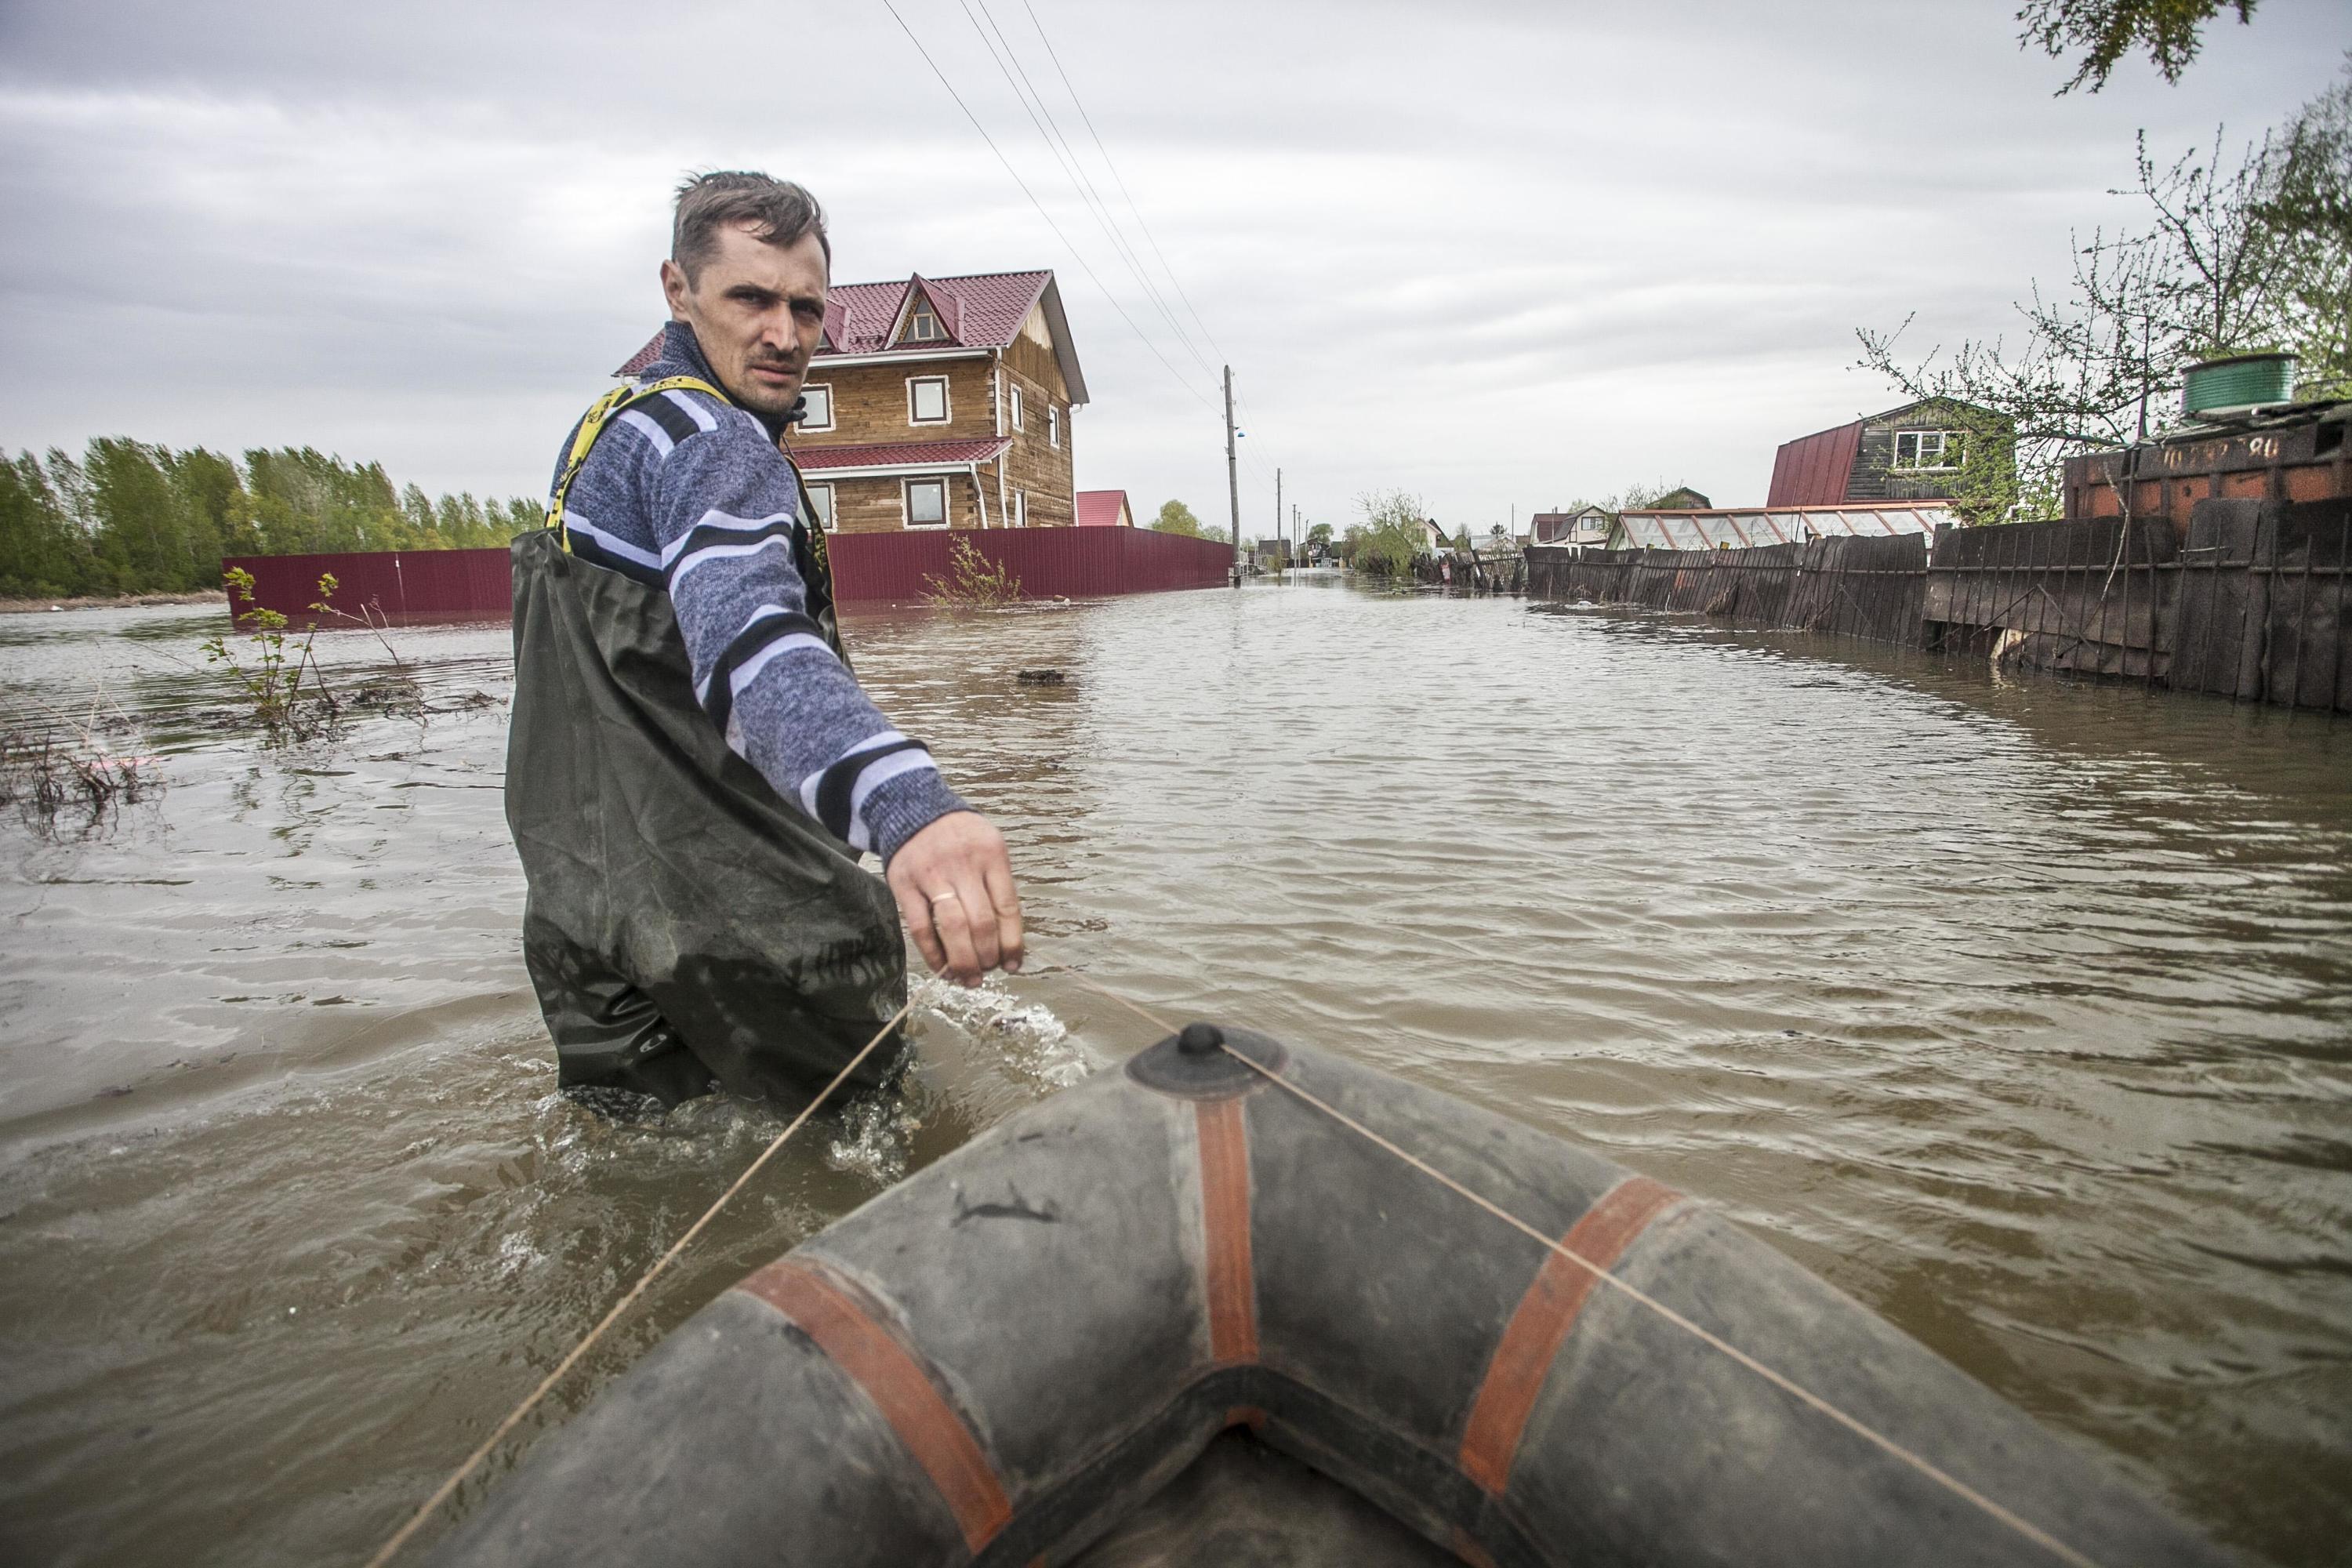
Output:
top-left (2182, 353), bottom-right (2296, 417)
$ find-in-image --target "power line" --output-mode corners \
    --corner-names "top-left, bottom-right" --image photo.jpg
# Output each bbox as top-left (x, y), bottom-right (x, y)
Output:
top-left (1003, 0), bottom-right (1278, 492)
top-left (957, 0), bottom-right (1221, 387)
top-left (878, 0), bottom-right (1219, 414)
top-left (1014, 0), bottom-right (1236, 372)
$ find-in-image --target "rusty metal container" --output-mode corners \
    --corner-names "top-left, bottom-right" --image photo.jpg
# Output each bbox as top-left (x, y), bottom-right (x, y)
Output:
top-left (2063, 403), bottom-right (2350, 535)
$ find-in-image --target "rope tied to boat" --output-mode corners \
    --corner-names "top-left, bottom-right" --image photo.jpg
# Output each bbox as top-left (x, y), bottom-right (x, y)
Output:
top-left (1047, 967), bottom-right (2107, 1568)
top-left (371, 967), bottom-right (2110, 1568)
top-left (362, 996), bottom-right (914, 1568)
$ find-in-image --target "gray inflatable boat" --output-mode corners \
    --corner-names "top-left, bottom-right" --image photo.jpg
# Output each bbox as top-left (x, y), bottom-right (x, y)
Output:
top-left (432, 1024), bottom-right (2230, 1567)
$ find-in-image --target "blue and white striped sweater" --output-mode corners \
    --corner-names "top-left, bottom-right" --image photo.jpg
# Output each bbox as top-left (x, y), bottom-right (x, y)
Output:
top-left (550, 320), bottom-right (968, 862)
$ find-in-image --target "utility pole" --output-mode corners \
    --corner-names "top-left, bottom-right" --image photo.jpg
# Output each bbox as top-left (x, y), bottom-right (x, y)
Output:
top-left (1223, 365), bottom-right (1241, 586)
top-left (1274, 466), bottom-right (1283, 574)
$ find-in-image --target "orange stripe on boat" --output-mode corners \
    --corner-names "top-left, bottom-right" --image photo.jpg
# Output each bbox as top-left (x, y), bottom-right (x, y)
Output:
top-left (735, 1258), bottom-right (1012, 1552)
top-left (1196, 1096), bottom-right (1258, 1365)
top-left (1457, 1175), bottom-right (1682, 1495)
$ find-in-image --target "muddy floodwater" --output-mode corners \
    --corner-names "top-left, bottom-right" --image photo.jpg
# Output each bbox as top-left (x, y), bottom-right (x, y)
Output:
top-left (2, 579), bottom-right (2347, 1566)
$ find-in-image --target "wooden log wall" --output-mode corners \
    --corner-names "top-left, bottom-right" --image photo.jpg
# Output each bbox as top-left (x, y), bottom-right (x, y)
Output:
top-left (1527, 496), bottom-right (2350, 713)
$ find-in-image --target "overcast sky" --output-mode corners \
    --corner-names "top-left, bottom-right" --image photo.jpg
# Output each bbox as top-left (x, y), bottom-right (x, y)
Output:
top-left (0, 1), bottom-right (2341, 535)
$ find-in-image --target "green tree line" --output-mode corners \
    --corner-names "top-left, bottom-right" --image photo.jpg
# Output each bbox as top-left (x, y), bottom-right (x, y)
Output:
top-left (0, 438), bottom-right (545, 600)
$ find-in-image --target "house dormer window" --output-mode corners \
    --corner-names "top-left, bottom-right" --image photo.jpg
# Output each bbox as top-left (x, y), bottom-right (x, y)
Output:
top-left (904, 298), bottom-right (944, 343)
top-left (1892, 430), bottom-right (1963, 471)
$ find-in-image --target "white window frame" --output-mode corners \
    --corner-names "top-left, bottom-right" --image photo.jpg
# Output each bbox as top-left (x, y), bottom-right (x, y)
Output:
top-left (1892, 429), bottom-right (1962, 472)
top-left (1047, 405), bottom-right (1060, 449)
top-left (903, 477), bottom-right (949, 530)
top-left (908, 376), bottom-right (950, 426)
top-left (802, 481), bottom-right (834, 529)
top-left (1009, 383), bottom-right (1024, 432)
top-left (1013, 490), bottom-right (1027, 528)
top-left (903, 299), bottom-right (944, 343)
top-left (796, 383), bottom-right (834, 433)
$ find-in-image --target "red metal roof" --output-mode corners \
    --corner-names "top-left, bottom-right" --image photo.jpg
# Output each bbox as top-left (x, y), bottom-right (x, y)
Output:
top-left (614, 270), bottom-right (1059, 378)
top-left (1767, 419), bottom-right (1864, 506)
top-left (1075, 489), bottom-right (1130, 527)
top-left (828, 270), bottom-right (1048, 355)
top-left (786, 436), bottom-right (1011, 471)
top-left (615, 333), bottom-right (666, 378)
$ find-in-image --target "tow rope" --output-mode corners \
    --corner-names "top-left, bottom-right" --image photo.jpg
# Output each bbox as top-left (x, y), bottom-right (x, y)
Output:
top-left (1047, 967), bottom-right (2107, 1568)
top-left (362, 996), bottom-right (913, 1568)
top-left (368, 967), bottom-right (2107, 1568)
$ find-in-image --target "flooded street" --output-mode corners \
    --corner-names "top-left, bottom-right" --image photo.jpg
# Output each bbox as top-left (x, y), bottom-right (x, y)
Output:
top-left (2, 579), bottom-right (2348, 1566)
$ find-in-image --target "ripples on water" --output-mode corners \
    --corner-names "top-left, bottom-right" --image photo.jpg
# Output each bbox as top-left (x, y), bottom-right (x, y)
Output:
top-left (0, 584), bottom-right (2346, 1566)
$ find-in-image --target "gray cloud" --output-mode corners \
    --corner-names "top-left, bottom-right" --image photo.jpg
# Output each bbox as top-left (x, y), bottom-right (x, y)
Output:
top-left (1, 0), bottom-right (2339, 530)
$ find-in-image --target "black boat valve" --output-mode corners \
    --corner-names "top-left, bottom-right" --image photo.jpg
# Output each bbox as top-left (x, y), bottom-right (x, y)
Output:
top-left (1127, 1021), bottom-right (1279, 1098)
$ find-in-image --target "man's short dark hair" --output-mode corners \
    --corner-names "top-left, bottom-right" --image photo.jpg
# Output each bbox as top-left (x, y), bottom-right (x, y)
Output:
top-left (672, 171), bottom-right (830, 281)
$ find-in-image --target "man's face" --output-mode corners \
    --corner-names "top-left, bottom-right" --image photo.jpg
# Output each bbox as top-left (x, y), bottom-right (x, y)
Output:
top-left (660, 222), bottom-right (829, 423)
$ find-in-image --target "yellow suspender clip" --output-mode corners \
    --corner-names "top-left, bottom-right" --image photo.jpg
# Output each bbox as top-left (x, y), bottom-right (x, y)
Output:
top-left (543, 376), bottom-right (724, 552)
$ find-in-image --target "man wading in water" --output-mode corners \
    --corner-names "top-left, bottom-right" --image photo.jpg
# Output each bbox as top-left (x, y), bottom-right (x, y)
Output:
top-left (506, 172), bottom-right (1022, 1110)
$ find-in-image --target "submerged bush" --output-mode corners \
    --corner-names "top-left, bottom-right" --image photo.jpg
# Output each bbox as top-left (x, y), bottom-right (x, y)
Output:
top-left (924, 538), bottom-right (1022, 609)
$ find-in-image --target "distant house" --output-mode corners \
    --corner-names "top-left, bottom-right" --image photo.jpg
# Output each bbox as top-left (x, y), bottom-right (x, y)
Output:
top-left (1417, 517), bottom-right (1451, 553)
top-left (616, 268), bottom-right (1088, 532)
top-left (1529, 505), bottom-right (1610, 549)
top-left (1650, 486), bottom-right (1712, 510)
top-left (1767, 398), bottom-right (2009, 506)
top-left (1075, 489), bottom-right (1133, 528)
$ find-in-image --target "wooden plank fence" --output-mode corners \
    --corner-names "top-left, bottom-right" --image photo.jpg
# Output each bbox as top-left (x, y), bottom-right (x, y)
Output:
top-left (1529, 496), bottom-right (2350, 713)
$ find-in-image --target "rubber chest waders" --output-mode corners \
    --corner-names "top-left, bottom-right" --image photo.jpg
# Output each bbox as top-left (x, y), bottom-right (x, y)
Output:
top-left (504, 379), bottom-right (904, 1109)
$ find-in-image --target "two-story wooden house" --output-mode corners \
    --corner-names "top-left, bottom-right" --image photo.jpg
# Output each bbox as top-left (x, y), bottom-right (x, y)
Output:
top-left (618, 269), bottom-right (1087, 534)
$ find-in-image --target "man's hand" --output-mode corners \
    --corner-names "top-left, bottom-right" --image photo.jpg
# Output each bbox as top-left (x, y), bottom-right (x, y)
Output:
top-left (885, 811), bottom-right (1024, 988)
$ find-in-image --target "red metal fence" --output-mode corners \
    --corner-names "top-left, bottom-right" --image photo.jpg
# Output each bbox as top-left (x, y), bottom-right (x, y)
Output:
top-left (222, 548), bottom-right (513, 623)
top-left (826, 526), bottom-right (1232, 602)
top-left (223, 527), bottom-right (1234, 622)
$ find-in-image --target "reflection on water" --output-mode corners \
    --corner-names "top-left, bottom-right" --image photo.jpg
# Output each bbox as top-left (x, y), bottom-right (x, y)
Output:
top-left (1, 586), bottom-right (2347, 1566)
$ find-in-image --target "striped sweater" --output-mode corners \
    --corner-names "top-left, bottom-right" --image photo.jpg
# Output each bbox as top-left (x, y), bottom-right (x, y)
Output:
top-left (550, 320), bottom-right (967, 862)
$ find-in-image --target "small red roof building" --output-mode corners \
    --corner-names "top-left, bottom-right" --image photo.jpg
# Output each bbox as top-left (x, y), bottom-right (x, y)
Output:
top-left (1075, 490), bottom-right (1133, 528)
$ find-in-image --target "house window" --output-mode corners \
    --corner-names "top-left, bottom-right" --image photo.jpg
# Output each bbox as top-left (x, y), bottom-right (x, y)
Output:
top-left (905, 478), bottom-right (946, 528)
top-left (908, 376), bottom-right (949, 425)
top-left (904, 299), bottom-right (944, 343)
top-left (1047, 405), bottom-right (1060, 449)
top-left (1013, 491), bottom-right (1027, 528)
top-left (1009, 384), bottom-right (1024, 431)
top-left (802, 481), bottom-right (833, 529)
top-left (1892, 430), bottom-right (1963, 470)
top-left (797, 384), bottom-right (833, 432)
